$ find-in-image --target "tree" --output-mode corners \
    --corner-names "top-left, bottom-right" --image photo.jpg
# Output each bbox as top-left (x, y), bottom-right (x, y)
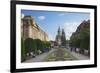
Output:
top-left (69, 20), bottom-right (90, 55)
top-left (44, 41), bottom-right (51, 48)
top-left (32, 39), bottom-right (37, 54)
top-left (80, 29), bottom-right (90, 50)
top-left (34, 39), bottom-right (43, 50)
top-left (24, 38), bottom-right (37, 54)
top-left (21, 38), bottom-right (26, 62)
top-left (70, 35), bottom-right (80, 48)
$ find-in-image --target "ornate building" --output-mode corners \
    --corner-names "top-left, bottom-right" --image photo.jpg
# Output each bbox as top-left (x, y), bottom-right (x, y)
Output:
top-left (55, 27), bottom-right (66, 47)
top-left (21, 16), bottom-right (49, 41)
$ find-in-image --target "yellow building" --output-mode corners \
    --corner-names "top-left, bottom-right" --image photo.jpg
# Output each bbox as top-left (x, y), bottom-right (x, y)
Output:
top-left (21, 16), bottom-right (49, 41)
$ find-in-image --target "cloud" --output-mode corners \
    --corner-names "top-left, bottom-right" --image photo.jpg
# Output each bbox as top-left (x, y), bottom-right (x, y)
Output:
top-left (38, 16), bottom-right (45, 20)
top-left (62, 22), bottom-right (81, 40)
top-left (21, 14), bottom-right (24, 18)
top-left (58, 14), bottom-right (65, 16)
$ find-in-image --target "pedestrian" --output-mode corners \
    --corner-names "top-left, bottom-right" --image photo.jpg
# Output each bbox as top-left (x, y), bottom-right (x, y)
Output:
top-left (71, 47), bottom-right (72, 52)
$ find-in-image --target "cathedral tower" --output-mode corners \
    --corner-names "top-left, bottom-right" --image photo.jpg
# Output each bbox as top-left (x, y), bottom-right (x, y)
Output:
top-left (55, 27), bottom-right (66, 47)
top-left (61, 29), bottom-right (66, 47)
top-left (55, 27), bottom-right (62, 46)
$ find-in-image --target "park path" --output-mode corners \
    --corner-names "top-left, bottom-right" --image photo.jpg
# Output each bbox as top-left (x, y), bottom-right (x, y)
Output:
top-left (66, 48), bottom-right (89, 60)
top-left (24, 49), bottom-right (56, 63)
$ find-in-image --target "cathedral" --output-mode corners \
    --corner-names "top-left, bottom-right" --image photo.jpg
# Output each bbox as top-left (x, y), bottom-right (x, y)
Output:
top-left (55, 27), bottom-right (66, 47)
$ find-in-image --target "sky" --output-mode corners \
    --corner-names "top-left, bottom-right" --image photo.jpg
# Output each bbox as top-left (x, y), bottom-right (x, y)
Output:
top-left (21, 10), bottom-right (90, 41)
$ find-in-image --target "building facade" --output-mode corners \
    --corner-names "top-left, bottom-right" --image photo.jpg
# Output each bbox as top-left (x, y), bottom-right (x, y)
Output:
top-left (21, 16), bottom-right (49, 41)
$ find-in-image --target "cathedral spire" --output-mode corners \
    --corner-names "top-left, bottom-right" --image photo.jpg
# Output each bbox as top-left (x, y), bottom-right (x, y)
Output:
top-left (61, 28), bottom-right (66, 46)
top-left (62, 28), bottom-right (65, 35)
top-left (62, 28), bottom-right (66, 39)
top-left (58, 26), bottom-right (61, 36)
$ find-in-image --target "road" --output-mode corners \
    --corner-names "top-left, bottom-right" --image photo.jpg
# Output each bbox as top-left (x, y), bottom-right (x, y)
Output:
top-left (24, 48), bottom-right (56, 63)
top-left (66, 48), bottom-right (89, 60)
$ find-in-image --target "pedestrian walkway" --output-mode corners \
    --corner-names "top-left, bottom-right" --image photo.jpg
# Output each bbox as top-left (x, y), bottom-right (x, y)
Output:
top-left (24, 49), bottom-right (56, 63)
top-left (66, 49), bottom-right (89, 60)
